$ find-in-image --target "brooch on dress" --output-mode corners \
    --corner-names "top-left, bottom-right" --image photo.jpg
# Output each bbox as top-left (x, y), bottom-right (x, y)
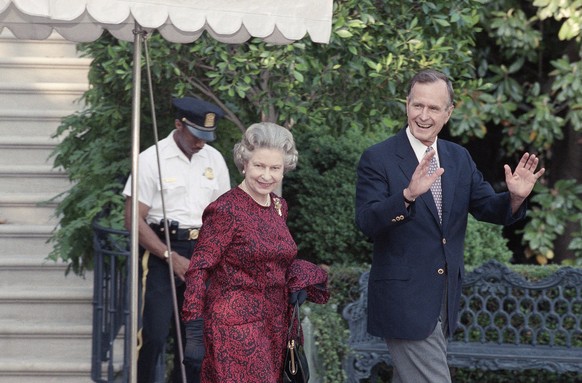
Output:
top-left (273, 197), bottom-right (282, 216)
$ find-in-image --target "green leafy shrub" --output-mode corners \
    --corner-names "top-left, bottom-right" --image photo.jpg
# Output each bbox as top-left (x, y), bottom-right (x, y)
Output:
top-left (307, 264), bottom-right (367, 383)
top-left (521, 180), bottom-right (582, 265)
top-left (464, 214), bottom-right (513, 267)
top-left (285, 128), bottom-right (379, 265)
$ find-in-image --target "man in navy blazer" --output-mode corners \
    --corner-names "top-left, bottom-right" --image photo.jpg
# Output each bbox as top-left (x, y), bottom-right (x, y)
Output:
top-left (355, 69), bottom-right (545, 382)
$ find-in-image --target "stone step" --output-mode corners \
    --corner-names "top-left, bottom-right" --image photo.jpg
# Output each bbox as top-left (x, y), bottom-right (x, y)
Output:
top-left (0, 56), bottom-right (91, 83)
top-left (0, 191), bottom-right (60, 225)
top-left (0, 29), bottom-right (80, 58)
top-left (0, 224), bottom-right (55, 257)
top-left (0, 82), bottom-right (87, 111)
top-left (0, 164), bottom-right (71, 194)
top-left (0, 27), bottom-right (101, 383)
top-left (0, 210), bottom-right (58, 227)
top-left (0, 320), bottom-right (92, 359)
top-left (0, 109), bottom-right (75, 137)
top-left (0, 285), bottom-right (93, 323)
top-left (0, 359), bottom-right (94, 383)
top-left (0, 136), bottom-right (58, 166)
top-left (0, 177), bottom-right (69, 195)
top-left (0, 256), bottom-right (92, 287)
top-left (0, 336), bottom-right (125, 383)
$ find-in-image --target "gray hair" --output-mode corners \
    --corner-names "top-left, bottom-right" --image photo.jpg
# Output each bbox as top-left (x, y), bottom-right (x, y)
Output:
top-left (233, 122), bottom-right (298, 173)
top-left (407, 69), bottom-right (455, 107)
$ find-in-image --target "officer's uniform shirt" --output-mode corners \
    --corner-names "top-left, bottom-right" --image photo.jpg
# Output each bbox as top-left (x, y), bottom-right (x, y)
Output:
top-left (123, 130), bottom-right (230, 228)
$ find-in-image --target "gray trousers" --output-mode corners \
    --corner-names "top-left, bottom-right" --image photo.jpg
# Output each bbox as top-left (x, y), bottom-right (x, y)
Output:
top-left (385, 283), bottom-right (451, 383)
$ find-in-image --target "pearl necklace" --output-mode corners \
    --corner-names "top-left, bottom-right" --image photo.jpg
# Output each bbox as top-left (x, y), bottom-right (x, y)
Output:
top-left (240, 181), bottom-right (271, 207)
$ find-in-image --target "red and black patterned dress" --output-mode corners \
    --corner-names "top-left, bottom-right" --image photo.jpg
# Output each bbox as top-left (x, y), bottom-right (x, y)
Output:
top-left (182, 186), bottom-right (329, 383)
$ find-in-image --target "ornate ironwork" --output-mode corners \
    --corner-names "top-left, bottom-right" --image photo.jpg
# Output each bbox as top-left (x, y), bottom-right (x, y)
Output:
top-left (91, 219), bottom-right (131, 383)
top-left (342, 260), bottom-right (582, 381)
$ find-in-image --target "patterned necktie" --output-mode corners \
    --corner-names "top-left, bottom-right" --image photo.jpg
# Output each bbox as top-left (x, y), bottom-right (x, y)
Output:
top-left (426, 146), bottom-right (442, 223)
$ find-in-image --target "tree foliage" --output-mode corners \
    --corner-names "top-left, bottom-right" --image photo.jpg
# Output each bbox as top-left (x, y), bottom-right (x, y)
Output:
top-left (50, 0), bottom-right (582, 275)
top-left (469, 0), bottom-right (582, 264)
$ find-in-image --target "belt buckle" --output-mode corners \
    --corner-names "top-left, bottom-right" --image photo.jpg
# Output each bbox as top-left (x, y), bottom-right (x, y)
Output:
top-left (188, 228), bottom-right (199, 240)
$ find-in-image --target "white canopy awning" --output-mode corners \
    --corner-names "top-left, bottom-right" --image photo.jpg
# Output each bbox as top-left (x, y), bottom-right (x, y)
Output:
top-left (0, 0), bottom-right (333, 44)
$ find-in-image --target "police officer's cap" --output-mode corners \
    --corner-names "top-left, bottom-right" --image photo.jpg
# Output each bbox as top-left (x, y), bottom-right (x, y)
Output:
top-left (172, 97), bottom-right (225, 142)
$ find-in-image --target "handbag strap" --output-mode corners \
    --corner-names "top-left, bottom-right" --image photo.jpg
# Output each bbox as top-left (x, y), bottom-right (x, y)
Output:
top-left (287, 302), bottom-right (302, 340)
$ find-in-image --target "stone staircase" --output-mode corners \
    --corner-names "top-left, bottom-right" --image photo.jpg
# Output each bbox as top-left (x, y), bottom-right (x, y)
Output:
top-left (0, 29), bottom-right (95, 382)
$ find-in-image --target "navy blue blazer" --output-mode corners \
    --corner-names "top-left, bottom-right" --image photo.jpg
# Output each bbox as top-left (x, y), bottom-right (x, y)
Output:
top-left (355, 128), bottom-right (525, 340)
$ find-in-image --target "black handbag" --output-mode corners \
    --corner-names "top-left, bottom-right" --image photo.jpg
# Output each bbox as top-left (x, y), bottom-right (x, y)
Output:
top-left (283, 302), bottom-right (309, 383)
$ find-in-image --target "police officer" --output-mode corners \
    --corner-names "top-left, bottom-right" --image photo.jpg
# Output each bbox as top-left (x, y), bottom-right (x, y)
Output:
top-left (123, 97), bottom-right (231, 383)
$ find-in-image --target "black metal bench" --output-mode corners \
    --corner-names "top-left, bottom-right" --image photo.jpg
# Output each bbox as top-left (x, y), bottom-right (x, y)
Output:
top-left (342, 260), bottom-right (582, 382)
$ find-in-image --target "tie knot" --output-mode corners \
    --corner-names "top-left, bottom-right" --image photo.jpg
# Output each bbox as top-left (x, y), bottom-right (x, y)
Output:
top-left (426, 146), bottom-right (434, 153)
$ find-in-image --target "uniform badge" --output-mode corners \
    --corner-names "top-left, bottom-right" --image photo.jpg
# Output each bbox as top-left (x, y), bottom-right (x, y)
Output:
top-left (204, 113), bottom-right (216, 128)
top-left (203, 167), bottom-right (215, 180)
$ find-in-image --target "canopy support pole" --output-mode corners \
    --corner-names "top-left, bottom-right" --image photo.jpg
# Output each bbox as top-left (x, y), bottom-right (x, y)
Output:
top-left (129, 22), bottom-right (144, 383)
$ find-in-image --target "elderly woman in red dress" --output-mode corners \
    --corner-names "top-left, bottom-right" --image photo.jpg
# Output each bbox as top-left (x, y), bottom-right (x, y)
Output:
top-left (182, 122), bottom-right (329, 382)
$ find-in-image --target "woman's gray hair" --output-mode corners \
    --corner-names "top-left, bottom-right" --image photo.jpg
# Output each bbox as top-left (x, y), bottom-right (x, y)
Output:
top-left (233, 122), bottom-right (298, 173)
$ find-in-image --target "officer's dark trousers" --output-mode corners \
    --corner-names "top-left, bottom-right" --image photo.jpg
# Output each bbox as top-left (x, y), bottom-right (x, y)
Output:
top-left (137, 239), bottom-right (197, 383)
